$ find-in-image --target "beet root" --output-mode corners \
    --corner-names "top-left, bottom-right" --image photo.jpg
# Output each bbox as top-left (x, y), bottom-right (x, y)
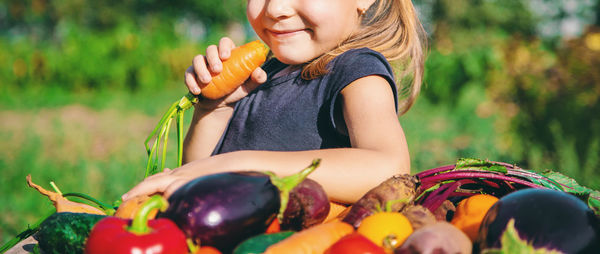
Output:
top-left (281, 178), bottom-right (330, 231)
top-left (342, 174), bottom-right (418, 228)
top-left (401, 205), bottom-right (437, 231)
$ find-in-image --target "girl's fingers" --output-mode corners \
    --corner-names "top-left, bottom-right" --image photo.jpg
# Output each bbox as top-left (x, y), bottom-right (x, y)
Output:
top-left (218, 37), bottom-right (236, 60)
top-left (185, 66), bottom-right (201, 95)
top-left (205, 44), bottom-right (222, 73)
top-left (192, 54), bottom-right (212, 84)
top-left (250, 67), bottom-right (268, 84)
top-left (224, 67), bottom-right (267, 103)
top-left (122, 174), bottom-right (172, 201)
top-left (163, 179), bottom-right (191, 199)
top-left (241, 68), bottom-right (266, 94)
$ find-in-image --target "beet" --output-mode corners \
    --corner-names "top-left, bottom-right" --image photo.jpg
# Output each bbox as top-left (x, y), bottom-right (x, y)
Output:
top-left (159, 160), bottom-right (319, 253)
top-left (342, 174), bottom-right (418, 228)
top-left (477, 188), bottom-right (600, 253)
top-left (281, 178), bottom-right (330, 231)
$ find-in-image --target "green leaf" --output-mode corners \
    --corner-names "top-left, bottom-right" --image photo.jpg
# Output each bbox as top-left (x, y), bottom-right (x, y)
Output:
top-left (541, 170), bottom-right (593, 195)
top-left (587, 191), bottom-right (600, 217)
top-left (454, 158), bottom-right (508, 173)
top-left (538, 171), bottom-right (600, 216)
top-left (481, 219), bottom-right (564, 254)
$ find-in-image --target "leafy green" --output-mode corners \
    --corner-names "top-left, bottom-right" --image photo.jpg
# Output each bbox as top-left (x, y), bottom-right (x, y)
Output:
top-left (482, 219), bottom-right (564, 254)
top-left (541, 171), bottom-right (600, 216)
top-left (542, 170), bottom-right (594, 195)
top-left (454, 158), bottom-right (508, 173)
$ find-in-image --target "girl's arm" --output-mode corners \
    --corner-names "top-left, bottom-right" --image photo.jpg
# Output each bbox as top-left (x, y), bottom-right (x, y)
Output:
top-left (124, 75), bottom-right (409, 204)
top-left (182, 106), bottom-right (233, 162)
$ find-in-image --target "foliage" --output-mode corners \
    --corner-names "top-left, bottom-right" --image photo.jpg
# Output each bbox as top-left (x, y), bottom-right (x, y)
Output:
top-left (487, 29), bottom-right (600, 187)
top-left (415, 0), bottom-right (600, 189)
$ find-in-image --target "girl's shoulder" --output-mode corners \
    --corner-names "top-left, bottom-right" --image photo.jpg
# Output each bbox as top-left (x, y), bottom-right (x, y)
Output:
top-left (335, 47), bottom-right (387, 59)
top-left (328, 47), bottom-right (394, 79)
top-left (327, 47), bottom-right (395, 84)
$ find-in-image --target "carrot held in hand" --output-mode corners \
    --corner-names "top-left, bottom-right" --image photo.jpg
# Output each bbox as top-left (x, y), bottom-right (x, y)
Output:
top-left (201, 40), bottom-right (270, 100)
top-left (144, 41), bottom-right (269, 176)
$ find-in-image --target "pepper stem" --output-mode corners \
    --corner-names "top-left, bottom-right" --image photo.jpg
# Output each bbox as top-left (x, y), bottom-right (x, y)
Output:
top-left (266, 159), bottom-right (321, 221)
top-left (128, 195), bottom-right (168, 234)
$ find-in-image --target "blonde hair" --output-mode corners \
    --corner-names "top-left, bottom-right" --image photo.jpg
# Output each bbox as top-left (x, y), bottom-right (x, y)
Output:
top-left (301, 0), bottom-right (427, 115)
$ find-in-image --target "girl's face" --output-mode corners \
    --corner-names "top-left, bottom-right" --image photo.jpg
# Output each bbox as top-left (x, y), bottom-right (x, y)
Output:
top-left (247, 0), bottom-right (367, 65)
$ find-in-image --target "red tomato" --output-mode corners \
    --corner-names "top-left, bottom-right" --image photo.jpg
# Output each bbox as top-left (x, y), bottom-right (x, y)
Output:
top-left (325, 233), bottom-right (386, 254)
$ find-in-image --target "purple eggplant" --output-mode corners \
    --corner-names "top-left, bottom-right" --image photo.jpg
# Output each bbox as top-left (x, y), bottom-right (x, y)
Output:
top-left (281, 178), bottom-right (330, 231)
top-left (477, 188), bottom-right (600, 253)
top-left (159, 159), bottom-right (320, 253)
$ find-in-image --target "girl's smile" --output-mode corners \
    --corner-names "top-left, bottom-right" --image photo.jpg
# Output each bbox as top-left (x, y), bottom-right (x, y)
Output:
top-left (247, 0), bottom-right (373, 65)
top-left (266, 28), bottom-right (312, 40)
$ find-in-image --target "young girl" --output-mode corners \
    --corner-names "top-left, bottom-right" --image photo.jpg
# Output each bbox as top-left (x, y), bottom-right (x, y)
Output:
top-left (123, 0), bottom-right (426, 204)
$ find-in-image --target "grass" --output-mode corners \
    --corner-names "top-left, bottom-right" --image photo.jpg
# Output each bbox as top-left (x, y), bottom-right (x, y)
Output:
top-left (0, 87), bottom-right (189, 244)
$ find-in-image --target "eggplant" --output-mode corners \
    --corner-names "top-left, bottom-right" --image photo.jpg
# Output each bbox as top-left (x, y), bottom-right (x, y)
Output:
top-left (160, 159), bottom-right (320, 253)
top-left (477, 188), bottom-right (600, 253)
top-left (281, 178), bottom-right (330, 231)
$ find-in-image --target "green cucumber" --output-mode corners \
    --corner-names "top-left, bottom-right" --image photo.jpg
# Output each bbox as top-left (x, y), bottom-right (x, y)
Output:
top-left (36, 212), bottom-right (106, 254)
top-left (233, 231), bottom-right (295, 254)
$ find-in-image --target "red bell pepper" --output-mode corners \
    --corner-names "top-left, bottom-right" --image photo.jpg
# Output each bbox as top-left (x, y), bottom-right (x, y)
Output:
top-left (85, 195), bottom-right (188, 254)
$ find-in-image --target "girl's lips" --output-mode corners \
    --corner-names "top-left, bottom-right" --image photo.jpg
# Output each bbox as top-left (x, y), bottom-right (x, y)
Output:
top-left (267, 29), bottom-right (308, 39)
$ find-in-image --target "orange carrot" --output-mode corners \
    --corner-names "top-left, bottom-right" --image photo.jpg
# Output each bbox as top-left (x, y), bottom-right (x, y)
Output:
top-left (265, 218), bottom-right (281, 233)
top-left (263, 221), bottom-right (354, 254)
top-left (114, 195), bottom-right (158, 219)
top-left (324, 201), bottom-right (350, 223)
top-left (201, 40), bottom-right (269, 100)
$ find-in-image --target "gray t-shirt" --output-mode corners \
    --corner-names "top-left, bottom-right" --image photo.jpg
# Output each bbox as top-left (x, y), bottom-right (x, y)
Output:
top-left (212, 47), bottom-right (398, 155)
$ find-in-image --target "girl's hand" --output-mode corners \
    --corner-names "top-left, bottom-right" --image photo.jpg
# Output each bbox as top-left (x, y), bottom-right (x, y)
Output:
top-left (121, 168), bottom-right (192, 201)
top-left (185, 37), bottom-right (267, 109)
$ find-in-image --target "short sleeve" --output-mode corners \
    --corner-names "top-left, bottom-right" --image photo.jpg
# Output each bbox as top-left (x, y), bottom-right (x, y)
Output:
top-left (325, 48), bottom-right (398, 135)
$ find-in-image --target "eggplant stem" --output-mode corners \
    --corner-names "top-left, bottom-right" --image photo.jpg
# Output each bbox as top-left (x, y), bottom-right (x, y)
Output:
top-left (128, 195), bottom-right (168, 235)
top-left (268, 159), bottom-right (321, 221)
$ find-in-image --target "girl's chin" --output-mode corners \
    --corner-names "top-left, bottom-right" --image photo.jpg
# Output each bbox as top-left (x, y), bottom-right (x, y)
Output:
top-left (271, 48), bottom-right (320, 65)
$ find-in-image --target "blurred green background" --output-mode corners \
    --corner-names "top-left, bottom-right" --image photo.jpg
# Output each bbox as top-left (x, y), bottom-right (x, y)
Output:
top-left (1, 0), bottom-right (599, 244)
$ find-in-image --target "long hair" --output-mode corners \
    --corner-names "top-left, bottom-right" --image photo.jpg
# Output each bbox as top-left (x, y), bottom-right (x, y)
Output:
top-left (301, 0), bottom-right (427, 115)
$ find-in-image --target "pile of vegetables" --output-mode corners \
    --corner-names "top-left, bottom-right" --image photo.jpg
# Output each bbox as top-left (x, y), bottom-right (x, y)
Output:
top-left (3, 41), bottom-right (600, 254)
top-left (5, 160), bottom-right (600, 254)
